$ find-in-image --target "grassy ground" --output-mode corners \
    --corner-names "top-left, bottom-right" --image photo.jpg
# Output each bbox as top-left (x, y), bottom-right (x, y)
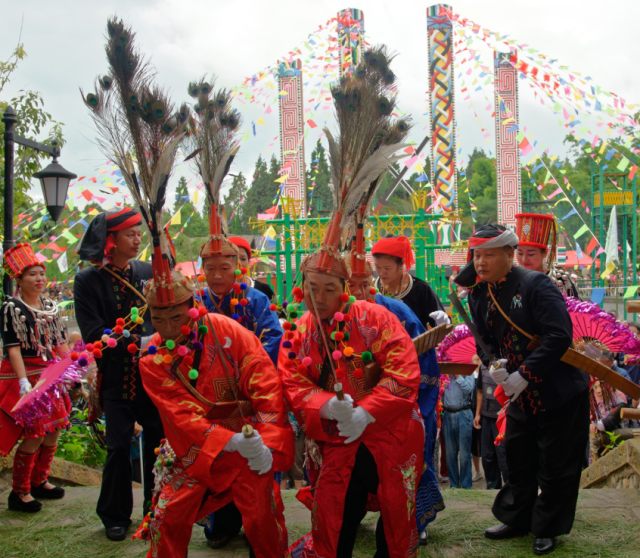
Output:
top-left (0, 487), bottom-right (638, 557)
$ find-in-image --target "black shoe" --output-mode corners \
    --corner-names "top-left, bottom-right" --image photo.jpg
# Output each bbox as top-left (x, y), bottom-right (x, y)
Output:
top-left (533, 537), bottom-right (558, 555)
top-left (106, 526), bottom-right (127, 541)
top-left (484, 523), bottom-right (528, 540)
top-left (31, 482), bottom-right (65, 500)
top-left (419, 529), bottom-right (428, 545)
top-left (207, 535), bottom-right (233, 549)
top-left (8, 491), bottom-right (42, 513)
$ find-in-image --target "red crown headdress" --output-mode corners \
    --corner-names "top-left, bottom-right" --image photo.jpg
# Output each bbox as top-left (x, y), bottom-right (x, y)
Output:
top-left (515, 213), bottom-right (557, 265)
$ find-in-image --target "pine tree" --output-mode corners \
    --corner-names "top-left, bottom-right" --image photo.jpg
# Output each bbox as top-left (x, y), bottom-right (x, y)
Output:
top-left (169, 176), bottom-right (208, 238)
top-left (243, 155), bottom-right (279, 230)
top-left (306, 140), bottom-right (334, 217)
top-left (224, 172), bottom-right (249, 234)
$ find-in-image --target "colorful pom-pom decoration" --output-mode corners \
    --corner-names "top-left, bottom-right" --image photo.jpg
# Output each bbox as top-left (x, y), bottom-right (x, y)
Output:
top-left (94, 341), bottom-right (103, 349)
top-left (116, 318), bottom-right (126, 326)
top-left (241, 267), bottom-right (248, 275)
top-left (86, 343), bottom-right (95, 352)
top-left (193, 341), bottom-right (203, 351)
top-left (148, 345), bottom-right (158, 355)
top-left (362, 351), bottom-right (373, 363)
top-left (198, 306), bottom-right (208, 317)
top-left (93, 349), bottom-right (103, 359)
top-left (269, 304), bottom-right (277, 312)
top-left (334, 332), bottom-right (344, 342)
top-left (283, 322), bottom-right (292, 331)
top-left (369, 288), bottom-right (377, 295)
top-left (70, 352), bottom-right (79, 361)
top-left (107, 338), bottom-right (117, 348)
top-left (239, 283), bottom-right (248, 291)
top-left (348, 296), bottom-right (356, 304)
top-left (123, 330), bottom-right (131, 338)
top-left (101, 334), bottom-right (109, 344)
top-left (288, 351), bottom-right (297, 359)
top-left (183, 355), bottom-right (194, 366)
top-left (197, 274), bottom-right (205, 283)
top-left (162, 354), bottom-right (173, 364)
top-left (340, 293), bottom-right (350, 303)
top-left (127, 343), bottom-right (138, 354)
top-left (343, 347), bottom-right (354, 357)
top-left (114, 325), bottom-right (124, 335)
top-left (103, 328), bottom-right (112, 335)
top-left (188, 308), bottom-right (199, 320)
top-left (231, 298), bottom-right (239, 306)
top-left (282, 340), bottom-right (292, 349)
top-left (136, 317), bottom-right (144, 325)
top-left (198, 325), bottom-right (208, 335)
top-left (234, 269), bottom-right (242, 276)
top-left (78, 357), bottom-right (88, 367)
top-left (153, 354), bottom-right (164, 365)
top-left (166, 340), bottom-right (176, 350)
top-left (180, 325), bottom-right (191, 336)
top-left (177, 345), bottom-right (189, 357)
top-left (334, 312), bottom-right (344, 322)
top-left (332, 350), bottom-right (343, 360)
top-left (240, 299), bottom-right (249, 306)
top-left (188, 369), bottom-right (199, 380)
top-left (231, 313), bottom-right (240, 321)
top-left (302, 357), bottom-right (313, 367)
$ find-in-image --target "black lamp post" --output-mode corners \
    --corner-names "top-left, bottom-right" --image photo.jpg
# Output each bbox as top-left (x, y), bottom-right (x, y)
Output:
top-left (2, 105), bottom-right (76, 295)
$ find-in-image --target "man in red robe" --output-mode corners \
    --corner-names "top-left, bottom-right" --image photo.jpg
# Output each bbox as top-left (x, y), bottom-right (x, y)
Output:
top-left (281, 251), bottom-right (424, 558)
top-left (134, 269), bottom-right (294, 558)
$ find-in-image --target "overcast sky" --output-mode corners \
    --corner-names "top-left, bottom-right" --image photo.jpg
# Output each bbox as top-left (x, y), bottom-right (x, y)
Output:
top-left (2, 0), bottom-right (639, 209)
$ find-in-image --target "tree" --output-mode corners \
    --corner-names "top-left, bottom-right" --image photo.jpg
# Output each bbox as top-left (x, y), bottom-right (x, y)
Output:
top-left (243, 155), bottom-right (279, 231)
top-left (224, 172), bottom-right (249, 234)
top-left (0, 42), bottom-right (65, 228)
top-left (169, 176), bottom-right (208, 238)
top-left (306, 140), bottom-right (333, 217)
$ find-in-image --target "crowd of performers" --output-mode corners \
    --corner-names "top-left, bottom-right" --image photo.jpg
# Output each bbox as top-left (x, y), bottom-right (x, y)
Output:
top-left (2, 207), bottom-right (639, 557)
top-left (3, 23), bottom-right (639, 558)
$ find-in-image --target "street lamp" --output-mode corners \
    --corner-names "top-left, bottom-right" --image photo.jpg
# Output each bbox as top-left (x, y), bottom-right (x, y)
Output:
top-left (2, 105), bottom-right (76, 295)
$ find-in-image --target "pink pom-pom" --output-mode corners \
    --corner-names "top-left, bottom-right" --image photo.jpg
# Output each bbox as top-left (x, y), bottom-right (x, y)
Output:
top-left (106, 338), bottom-right (117, 348)
top-left (188, 308), bottom-right (199, 319)
top-left (177, 345), bottom-right (189, 357)
top-left (302, 357), bottom-right (313, 367)
top-left (334, 312), bottom-right (344, 322)
top-left (332, 350), bottom-right (342, 360)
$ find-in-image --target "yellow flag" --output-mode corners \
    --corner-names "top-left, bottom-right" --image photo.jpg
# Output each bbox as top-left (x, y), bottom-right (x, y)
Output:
top-left (140, 247), bottom-right (148, 261)
top-left (170, 209), bottom-right (181, 226)
top-left (275, 174), bottom-right (289, 183)
top-left (600, 261), bottom-right (616, 279)
top-left (257, 117), bottom-right (265, 125)
top-left (194, 190), bottom-right (199, 205)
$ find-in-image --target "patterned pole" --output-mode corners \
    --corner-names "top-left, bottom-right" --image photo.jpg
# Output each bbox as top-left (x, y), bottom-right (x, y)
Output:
top-left (494, 50), bottom-right (521, 230)
top-left (337, 8), bottom-right (365, 76)
top-left (427, 4), bottom-right (456, 213)
top-left (277, 59), bottom-right (306, 214)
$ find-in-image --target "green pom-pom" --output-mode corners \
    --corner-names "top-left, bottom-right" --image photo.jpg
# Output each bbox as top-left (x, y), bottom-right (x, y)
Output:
top-left (166, 340), bottom-right (175, 350)
top-left (234, 269), bottom-right (242, 276)
top-left (188, 369), bottom-right (199, 380)
top-left (343, 332), bottom-right (350, 341)
top-left (290, 323), bottom-right (297, 331)
top-left (290, 311), bottom-right (298, 319)
top-left (198, 325), bottom-right (208, 335)
top-left (349, 296), bottom-right (356, 304)
top-left (330, 331), bottom-right (337, 340)
top-left (362, 351), bottom-right (373, 363)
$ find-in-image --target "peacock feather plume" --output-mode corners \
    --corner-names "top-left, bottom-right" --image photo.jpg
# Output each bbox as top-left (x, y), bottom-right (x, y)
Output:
top-left (81, 17), bottom-right (190, 261)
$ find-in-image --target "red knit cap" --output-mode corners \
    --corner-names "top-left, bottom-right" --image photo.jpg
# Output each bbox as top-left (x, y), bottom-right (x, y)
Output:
top-left (371, 236), bottom-right (415, 270)
top-left (3, 243), bottom-right (45, 279)
top-left (229, 236), bottom-right (251, 258)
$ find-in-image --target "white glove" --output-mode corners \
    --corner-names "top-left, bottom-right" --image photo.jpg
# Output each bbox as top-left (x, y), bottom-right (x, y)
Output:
top-left (19, 377), bottom-right (32, 396)
top-left (583, 342), bottom-right (602, 360)
top-left (247, 445), bottom-right (273, 475)
top-left (320, 393), bottom-right (355, 421)
top-left (489, 359), bottom-right (509, 384)
top-left (337, 406), bottom-right (375, 444)
top-left (503, 371), bottom-right (528, 401)
top-left (596, 420), bottom-right (606, 432)
top-left (429, 310), bottom-right (451, 326)
top-left (224, 431), bottom-right (264, 460)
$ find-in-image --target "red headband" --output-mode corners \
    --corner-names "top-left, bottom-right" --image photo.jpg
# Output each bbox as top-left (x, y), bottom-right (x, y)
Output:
top-left (106, 208), bottom-right (142, 232)
top-left (371, 236), bottom-right (415, 270)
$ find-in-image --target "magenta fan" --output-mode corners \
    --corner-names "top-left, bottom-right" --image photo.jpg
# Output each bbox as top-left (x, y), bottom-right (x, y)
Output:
top-left (565, 298), bottom-right (640, 357)
top-left (437, 325), bottom-right (477, 364)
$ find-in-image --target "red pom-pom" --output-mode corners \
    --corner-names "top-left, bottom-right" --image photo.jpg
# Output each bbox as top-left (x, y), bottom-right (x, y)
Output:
top-left (197, 289), bottom-right (206, 297)
top-left (283, 322), bottom-right (292, 331)
top-left (297, 364), bottom-right (308, 373)
top-left (93, 341), bottom-right (103, 349)
top-left (285, 331), bottom-right (295, 340)
top-left (240, 299), bottom-right (249, 306)
top-left (335, 367), bottom-right (347, 380)
top-left (269, 304), bottom-right (277, 311)
top-left (292, 338), bottom-right (302, 349)
top-left (70, 352), bottom-right (79, 361)
top-left (183, 355), bottom-right (194, 366)
top-left (233, 283), bottom-right (242, 294)
top-left (116, 318), bottom-right (126, 327)
top-left (180, 325), bottom-right (191, 336)
top-left (343, 314), bottom-right (352, 323)
top-left (369, 288), bottom-right (377, 295)
top-left (198, 306), bottom-right (208, 317)
top-left (240, 267), bottom-right (248, 274)
top-left (86, 343), bottom-right (95, 352)
top-left (339, 293), bottom-right (350, 303)
top-left (334, 332), bottom-right (344, 341)
top-left (352, 368), bottom-right (364, 379)
top-left (127, 343), bottom-right (138, 354)
top-left (114, 325), bottom-right (123, 335)
top-left (93, 349), bottom-right (103, 359)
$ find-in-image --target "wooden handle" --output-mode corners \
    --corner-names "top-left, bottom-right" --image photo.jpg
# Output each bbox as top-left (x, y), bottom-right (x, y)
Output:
top-left (334, 383), bottom-right (345, 401)
top-left (242, 424), bottom-right (254, 438)
top-left (621, 408), bottom-right (640, 420)
top-left (626, 300), bottom-right (640, 314)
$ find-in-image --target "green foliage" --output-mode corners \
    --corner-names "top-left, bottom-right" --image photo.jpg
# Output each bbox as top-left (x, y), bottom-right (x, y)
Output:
top-left (307, 140), bottom-right (333, 217)
top-left (603, 430), bottom-right (626, 454)
top-left (55, 411), bottom-right (107, 468)
top-left (171, 176), bottom-right (208, 238)
top-left (224, 172), bottom-right (249, 234)
top-left (242, 155), bottom-right (280, 232)
top-left (0, 42), bottom-right (65, 230)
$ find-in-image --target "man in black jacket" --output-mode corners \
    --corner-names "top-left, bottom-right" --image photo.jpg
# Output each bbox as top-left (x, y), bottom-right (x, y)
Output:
top-left (74, 208), bottom-right (163, 542)
top-left (455, 224), bottom-right (589, 556)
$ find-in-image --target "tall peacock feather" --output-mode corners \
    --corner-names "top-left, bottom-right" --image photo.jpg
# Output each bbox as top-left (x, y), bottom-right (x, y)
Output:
top-left (315, 45), bottom-right (411, 274)
top-left (183, 77), bottom-right (242, 258)
top-left (81, 17), bottom-right (191, 306)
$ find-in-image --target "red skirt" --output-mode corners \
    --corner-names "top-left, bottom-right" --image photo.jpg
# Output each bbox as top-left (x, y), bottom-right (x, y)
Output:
top-left (0, 357), bottom-right (71, 453)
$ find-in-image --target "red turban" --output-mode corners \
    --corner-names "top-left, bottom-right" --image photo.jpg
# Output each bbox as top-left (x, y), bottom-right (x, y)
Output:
top-left (229, 236), bottom-right (252, 258)
top-left (371, 236), bottom-right (415, 270)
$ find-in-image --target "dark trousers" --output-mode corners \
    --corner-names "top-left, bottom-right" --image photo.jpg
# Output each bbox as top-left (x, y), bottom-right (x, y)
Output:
top-left (481, 415), bottom-right (508, 490)
top-left (97, 393), bottom-right (164, 529)
top-left (205, 501), bottom-right (243, 540)
top-left (337, 443), bottom-right (389, 558)
top-left (492, 390), bottom-right (589, 538)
